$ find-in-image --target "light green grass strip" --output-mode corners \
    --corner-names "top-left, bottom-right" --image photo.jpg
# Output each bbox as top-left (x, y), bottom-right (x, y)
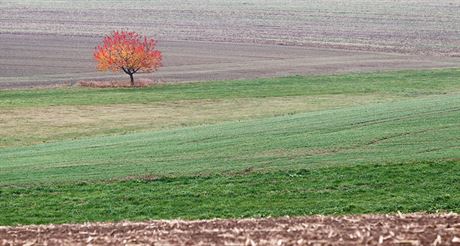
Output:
top-left (1, 69), bottom-right (460, 107)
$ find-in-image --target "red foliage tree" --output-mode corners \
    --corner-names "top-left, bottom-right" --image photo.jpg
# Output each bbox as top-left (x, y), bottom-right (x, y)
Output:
top-left (94, 31), bottom-right (162, 86)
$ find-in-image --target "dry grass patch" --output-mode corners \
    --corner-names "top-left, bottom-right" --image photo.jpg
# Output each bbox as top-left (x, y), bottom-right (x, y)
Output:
top-left (0, 94), bottom-right (396, 147)
top-left (77, 79), bottom-right (159, 88)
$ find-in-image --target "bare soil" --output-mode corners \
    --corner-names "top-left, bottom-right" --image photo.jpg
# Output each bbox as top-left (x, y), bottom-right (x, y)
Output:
top-left (2, 0), bottom-right (460, 56)
top-left (1, 0), bottom-right (460, 88)
top-left (1, 34), bottom-right (460, 89)
top-left (1, 213), bottom-right (459, 245)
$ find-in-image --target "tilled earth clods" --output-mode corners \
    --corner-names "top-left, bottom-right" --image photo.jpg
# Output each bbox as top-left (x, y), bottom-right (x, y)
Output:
top-left (1, 213), bottom-right (460, 245)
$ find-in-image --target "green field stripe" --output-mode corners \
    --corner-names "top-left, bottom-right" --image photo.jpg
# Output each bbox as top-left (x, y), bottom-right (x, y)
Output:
top-left (1, 160), bottom-right (458, 226)
top-left (1, 69), bottom-right (460, 107)
top-left (0, 94), bottom-right (458, 186)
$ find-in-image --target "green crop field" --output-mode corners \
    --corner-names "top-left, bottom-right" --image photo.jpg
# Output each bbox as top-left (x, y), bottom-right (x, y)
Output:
top-left (0, 69), bottom-right (459, 226)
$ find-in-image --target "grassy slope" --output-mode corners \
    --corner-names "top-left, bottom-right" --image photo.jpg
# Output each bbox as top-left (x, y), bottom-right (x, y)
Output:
top-left (1, 69), bottom-right (460, 108)
top-left (1, 161), bottom-right (458, 226)
top-left (0, 95), bottom-right (396, 148)
top-left (0, 93), bottom-right (458, 186)
top-left (1, 69), bottom-right (460, 148)
top-left (0, 69), bottom-right (459, 225)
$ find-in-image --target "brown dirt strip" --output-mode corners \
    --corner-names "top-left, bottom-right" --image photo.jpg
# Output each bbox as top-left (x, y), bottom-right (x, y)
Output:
top-left (2, 0), bottom-right (460, 89)
top-left (2, 0), bottom-right (460, 56)
top-left (2, 34), bottom-right (460, 89)
top-left (1, 213), bottom-right (459, 245)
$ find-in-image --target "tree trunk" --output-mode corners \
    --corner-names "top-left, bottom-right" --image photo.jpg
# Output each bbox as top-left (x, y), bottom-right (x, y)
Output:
top-left (129, 73), bottom-right (134, 87)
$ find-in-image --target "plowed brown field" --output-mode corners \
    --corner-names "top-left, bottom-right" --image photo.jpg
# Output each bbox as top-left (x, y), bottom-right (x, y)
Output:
top-left (1, 0), bottom-right (460, 88)
top-left (1, 214), bottom-right (460, 245)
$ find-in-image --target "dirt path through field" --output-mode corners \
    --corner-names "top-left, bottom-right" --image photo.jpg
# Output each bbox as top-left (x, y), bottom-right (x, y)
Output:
top-left (1, 213), bottom-right (459, 245)
top-left (1, 34), bottom-right (460, 89)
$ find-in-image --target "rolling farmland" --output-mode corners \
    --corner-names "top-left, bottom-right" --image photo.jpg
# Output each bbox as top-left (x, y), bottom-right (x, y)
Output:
top-left (0, 69), bottom-right (459, 243)
top-left (3, 0), bottom-right (460, 55)
top-left (1, 0), bottom-right (460, 244)
top-left (1, 69), bottom-right (459, 221)
top-left (1, 0), bottom-right (460, 88)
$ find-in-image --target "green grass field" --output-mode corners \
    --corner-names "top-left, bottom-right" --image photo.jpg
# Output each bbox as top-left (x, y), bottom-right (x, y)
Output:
top-left (0, 69), bottom-right (459, 225)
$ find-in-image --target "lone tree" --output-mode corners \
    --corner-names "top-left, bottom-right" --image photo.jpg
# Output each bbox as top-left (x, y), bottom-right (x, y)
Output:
top-left (94, 31), bottom-right (162, 86)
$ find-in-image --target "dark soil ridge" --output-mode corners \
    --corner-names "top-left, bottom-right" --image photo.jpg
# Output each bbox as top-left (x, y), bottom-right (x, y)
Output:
top-left (1, 213), bottom-right (459, 245)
